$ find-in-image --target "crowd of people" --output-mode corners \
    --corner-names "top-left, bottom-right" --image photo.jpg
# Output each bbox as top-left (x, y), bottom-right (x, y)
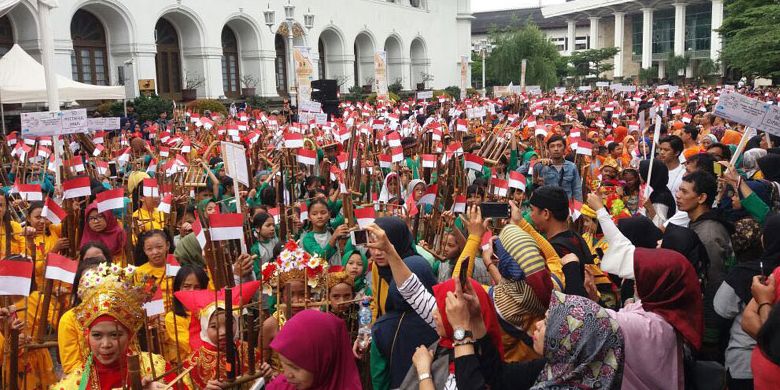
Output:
top-left (0, 81), bottom-right (779, 390)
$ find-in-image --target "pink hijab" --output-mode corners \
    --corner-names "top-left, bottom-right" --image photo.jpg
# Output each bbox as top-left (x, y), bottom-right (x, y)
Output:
top-left (80, 202), bottom-right (127, 256)
top-left (268, 310), bottom-right (361, 390)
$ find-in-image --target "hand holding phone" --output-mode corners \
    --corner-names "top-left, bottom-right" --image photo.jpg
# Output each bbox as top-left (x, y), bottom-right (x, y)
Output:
top-left (458, 257), bottom-right (470, 289)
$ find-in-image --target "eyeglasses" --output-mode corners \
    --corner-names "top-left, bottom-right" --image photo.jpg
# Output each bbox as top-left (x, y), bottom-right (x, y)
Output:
top-left (88, 215), bottom-right (106, 222)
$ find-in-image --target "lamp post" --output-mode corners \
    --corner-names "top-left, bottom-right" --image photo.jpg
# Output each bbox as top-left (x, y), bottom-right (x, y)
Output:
top-left (264, 1), bottom-right (315, 104)
top-left (473, 39), bottom-right (492, 96)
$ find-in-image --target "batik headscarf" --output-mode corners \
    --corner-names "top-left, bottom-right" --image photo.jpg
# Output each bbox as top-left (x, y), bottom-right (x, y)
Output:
top-left (532, 292), bottom-right (625, 390)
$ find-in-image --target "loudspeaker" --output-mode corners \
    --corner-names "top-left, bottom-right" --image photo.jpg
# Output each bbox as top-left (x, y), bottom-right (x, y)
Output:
top-left (312, 79), bottom-right (338, 102)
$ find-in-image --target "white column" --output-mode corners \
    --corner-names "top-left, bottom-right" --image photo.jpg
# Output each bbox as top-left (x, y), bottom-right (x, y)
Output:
top-left (658, 60), bottom-right (666, 79)
top-left (710, 0), bottom-right (724, 62)
top-left (566, 19), bottom-right (576, 55)
top-left (589, 17), bottom-right (600, 49)
top-left (673, 3), bottom-right (686, 56)
top-left (641, 7), bottom-right (654, 69)
top-left (613, 12), bottom-right (624, 78)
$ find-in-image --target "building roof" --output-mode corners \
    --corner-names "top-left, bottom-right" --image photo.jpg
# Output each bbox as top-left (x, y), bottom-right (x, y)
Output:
top-left (472, 8), bottom-right (586, 34)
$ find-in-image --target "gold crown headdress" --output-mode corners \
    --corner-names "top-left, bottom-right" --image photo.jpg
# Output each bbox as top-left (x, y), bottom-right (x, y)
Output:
top-left (260, 240), bottom-right (328, 295)
top-left (75, 263), bottom-right (157, 332)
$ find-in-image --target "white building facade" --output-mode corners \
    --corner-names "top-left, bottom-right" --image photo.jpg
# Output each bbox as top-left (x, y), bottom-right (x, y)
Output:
top-left (1, 0), bottom-right (473, 100)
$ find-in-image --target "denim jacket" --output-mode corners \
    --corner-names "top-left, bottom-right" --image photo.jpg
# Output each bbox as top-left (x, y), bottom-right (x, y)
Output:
top-left (532, 160), bottom-right (583, 201)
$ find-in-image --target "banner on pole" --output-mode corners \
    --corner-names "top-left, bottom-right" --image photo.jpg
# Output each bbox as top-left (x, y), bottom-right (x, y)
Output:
top-left (374, 50), bottom-right (388, 100)
top-left (294, 46), bottom-right (314, 105)
top-left (460, 55), bottom-right (469, 101)
top-left (714, 91), bottom-right (780, 136)
top-left (22, 109), bottom-right (88, 136)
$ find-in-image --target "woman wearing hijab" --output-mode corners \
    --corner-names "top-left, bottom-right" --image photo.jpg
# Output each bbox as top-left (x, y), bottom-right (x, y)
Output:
top-left (342, 247), bottom-right (370, 298)
top-left (268, 310), bottom-right (362, 389)
top-left (80, 202), bottom-right (127, 264)
top-left (742, 148), bottom-right (767, 180)
top-left (364, 217), bottom-right (438, 390)
top-left (715, 214), bottom-right (780, 389)
top-left (639, 159), bottom-right (677, 227)
top-left (661, 224), bottom-right (711, 287)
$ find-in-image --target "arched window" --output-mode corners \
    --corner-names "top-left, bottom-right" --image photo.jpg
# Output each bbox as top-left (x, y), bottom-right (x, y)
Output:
top-left (275, 33), bottom-right (287, 96)
top-left (0, 16), bottom-right (13, 57)
top-left (155, 18), bottom-right (181, 99)
top-left (222, 26), bottom-right (240, 98)
top-left (71, 10), bottom-right (109, 85)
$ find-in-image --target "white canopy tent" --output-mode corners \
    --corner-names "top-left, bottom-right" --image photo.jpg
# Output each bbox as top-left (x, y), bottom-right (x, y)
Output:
top-left (0, 44), bottom-right (125, 104)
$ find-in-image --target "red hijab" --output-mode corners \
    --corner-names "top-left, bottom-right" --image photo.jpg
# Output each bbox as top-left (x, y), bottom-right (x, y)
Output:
top-left (634, 248), bottom-right (704, 349)
top-left (80, 202), bottom-right (127, 255)
top-left (268, 310), bottom-right (361, 390)
top-left (751, 267), bottom-right (780, 390)
top-left (433, 278), bottom-right (504, 355)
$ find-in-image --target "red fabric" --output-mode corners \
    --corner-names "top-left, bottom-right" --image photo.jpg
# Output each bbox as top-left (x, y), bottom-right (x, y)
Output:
top-left (614, 126), bottom-right (628, 143)
top-left (86, 315), bottom-right (137, 390)
top-left (432, 278), bottom-right (504, 356)
top-left (752, 348), bottom-right (780, 390)
top-left (268, 310), bottom-right (361, 390)
top-left (634, 248), bottom-right (704, 349)
top-left (80, 202), bottom-right (127, 256)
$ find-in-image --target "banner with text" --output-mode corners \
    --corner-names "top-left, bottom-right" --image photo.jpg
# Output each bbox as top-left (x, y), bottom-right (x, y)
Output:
top-left (21, 109), bottom-right (88, 136)
top-left (460, 55), bottom-right (469, 101)
top-left (294, 46), bottom-right (314, 105)
top-left (715, 91), bottom-right (780, 136)
top-left (374, 50), bottom-right (388, 100)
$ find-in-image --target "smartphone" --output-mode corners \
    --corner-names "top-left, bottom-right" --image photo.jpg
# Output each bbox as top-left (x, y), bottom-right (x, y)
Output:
top-left (108, 161), bottom-right (118, 178)
top-left (351, 229), bottom-right (369, 247)
top-left (480, 202), bottom-right (510, 219)
top-left (459, 257), bottom-right (470, 289)
top-left (713, 162), bottom-right (723, 176)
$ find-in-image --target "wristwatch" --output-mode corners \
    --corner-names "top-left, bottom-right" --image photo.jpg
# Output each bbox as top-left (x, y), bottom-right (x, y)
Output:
top-left (453, 327), bottom-right (473, 342)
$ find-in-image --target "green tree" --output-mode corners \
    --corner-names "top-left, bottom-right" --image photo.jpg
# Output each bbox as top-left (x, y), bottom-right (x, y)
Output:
top-left (565, 47), bottom-right (620, 85)
top-left (486, 22), bottom-right (561, 90)
top-left (666, 54), bottom-right (689, 84)
top-left (719, 0), bottom-right (780, 80)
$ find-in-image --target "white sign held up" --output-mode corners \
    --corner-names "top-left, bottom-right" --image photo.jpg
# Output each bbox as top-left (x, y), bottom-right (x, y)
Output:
top-left (714, 91), bottom-right (780, 136)
top-left (22, 109), bottom-right (88, 136)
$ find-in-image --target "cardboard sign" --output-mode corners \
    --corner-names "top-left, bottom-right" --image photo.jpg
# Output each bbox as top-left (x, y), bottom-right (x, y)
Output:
top-left (22, 109), bottom-right (88, 136)
top-left (299, 100), bottom-right (322, 113)
top-left (715, 91), bottom-right (780, 136)
top-left (416, 90), bottom-right (433, 100)
top-left (87, 117), bottom-right (121, 131)
top-left (220, 141), bottom-right (249, 186)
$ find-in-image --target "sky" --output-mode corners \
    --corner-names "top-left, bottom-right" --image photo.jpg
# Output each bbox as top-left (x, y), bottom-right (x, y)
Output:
top-left (471, 0), bottom-right (567, 13)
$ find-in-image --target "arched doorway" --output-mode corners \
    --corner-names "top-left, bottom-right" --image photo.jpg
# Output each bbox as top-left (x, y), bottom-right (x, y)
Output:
top-left (318, 37), bottom-right (325, 80)
top-left (410, 38), bottom-right (429, 90)
top-left (275, 23), bottom-right (306, 97)
top-left (70, 10), bottom-right (109, 85)
top-left (0, 16), bottom-right (13, 57)
top-left (384, 35), bottom-right (403, 88)
top-left (155, 18), bottom-right (181, 100)
top-left (222, 26), bottom-right (240, 98)
top-left (353, 32), bottom-right (375, 88)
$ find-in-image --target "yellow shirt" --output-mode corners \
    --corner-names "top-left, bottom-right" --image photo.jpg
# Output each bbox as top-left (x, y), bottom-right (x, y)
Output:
top-left (2, 292), bottom-right (58, 390)
top-left (136, 262), bottom-right (174, 312)
top-left (133, 207), bottom-right (166, 233)
top-left (31, 224), bottom-right (61, 291)
top-left (164, 311), bottom-right (191, 364)
top-left (0, 220), bottom-right (24, 258)
top-left (58, 308), bottom-right (85, 375)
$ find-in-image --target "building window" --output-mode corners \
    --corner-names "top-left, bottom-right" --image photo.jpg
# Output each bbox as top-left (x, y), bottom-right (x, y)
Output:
top-left (222, 26), bottom-right (240, 98)
top-left (632, 15), bottom-right (642, 56)
top-left (652, 9), bottom-right (674, 54)
top-left (275, 33), bottom-right (288, 96)
top-left (155, 18), bottom-right (182, 99)
top-left (575, 36), bottom-right (589, 51)
top-left (0, 16), bottom-right (13, 57)
top-left (550, 37), bottom-right (566, 52)
top-left (685, 4), bottom-right (711, 53)
top-left (70, 10), bottom-right (109, 85)
top-left (410, 0), bottom-right (421, 8)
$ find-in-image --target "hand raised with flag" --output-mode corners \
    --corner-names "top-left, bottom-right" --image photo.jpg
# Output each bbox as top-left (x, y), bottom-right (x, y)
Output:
top-left (586, 193), bottom-right (605, 212)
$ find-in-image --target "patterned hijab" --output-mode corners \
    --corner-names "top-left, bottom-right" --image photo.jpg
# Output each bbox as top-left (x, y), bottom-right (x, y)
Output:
top-left (532, 292), bottom-right (625, 390)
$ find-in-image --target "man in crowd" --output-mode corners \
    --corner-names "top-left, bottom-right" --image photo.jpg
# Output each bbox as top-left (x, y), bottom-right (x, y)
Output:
top-left (532, 135), bottom-right (583, 202)
top-left (658, 135), bottom-right (686, 196)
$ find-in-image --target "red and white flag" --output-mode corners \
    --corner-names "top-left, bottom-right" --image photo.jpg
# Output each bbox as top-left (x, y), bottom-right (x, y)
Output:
top-left (492, 178), bottom-right (509, 197)
top-left (181, 139), bottom-right (192, 154)
top-left (391, 147), bottom-right (404, 163)
top-left (464, 153), bottom-right (484, 172)
top-left (421, 154), bottom-right (436, 169)
top-left (337, 152), bottom-right (350, 170)
top-left (67, 156), bottom-right (85, 173)
top-left (45, 253), bottom-right (78, 284)
top-left (0, 260), bottom-right (33, 296)
top-left (670, 106), bottom-right (682, 115)
top-left (509, 171), bottom-right (527, 192)
top-left (146, 158), bottom-right (158, 174)
top-left (378, 154), bottom-right (392, 169)
top-left (569, 200), bottom-right (584, 221)
top-left (62, 177), bottom-right (91, 199)
top-left (37, 146), bottom-right (51, 159)
top-left (681, 113), bottom-right (692, 124)
top-left (95, 188), bottom-right (124, 213)
top-left (43, 197), bottom-right (67, 224)
top-left (418, 184), bottom-right (437, 206)
top-left (354, 207), bottom-right (376, 229)
top-left (267, 207), bottom-right (280, 224)
top-left (165, 255), bottom-right (181, 277)
top-left (431, 128), bottom-right (443, 141)
top-left (93, 144), bottom-right (105, 157)
top-left (297, 148), bottom-right (317, 166)
top-left (299, 202), bottom-right (308, 223)
top-left (159, 146), bottom-right (170, 158)
top-left (192, 214), bottom-right (207, 249)
top-left (144, 289), bottom-right (165, 316)
top-left (157, 194), bottom-right (172, 214)
top-left (95, 160), bottom-right (109, 176)
top-left (143, 178), bottom-right (159, 198)
top-left (208, 213), bottom-right (244, 241)
top-left (284, 133), bottom-right (304, 148)
top-left (456, 119), bottom-right (468, 132)
top-left (386, 132), bottom-right (401, 148)
top-left (452, 195), bottom-right (467, 213)
top-left (576, 141), bottom-right (593, 156)
top-left (17, 183), bottom-right (42, 201)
